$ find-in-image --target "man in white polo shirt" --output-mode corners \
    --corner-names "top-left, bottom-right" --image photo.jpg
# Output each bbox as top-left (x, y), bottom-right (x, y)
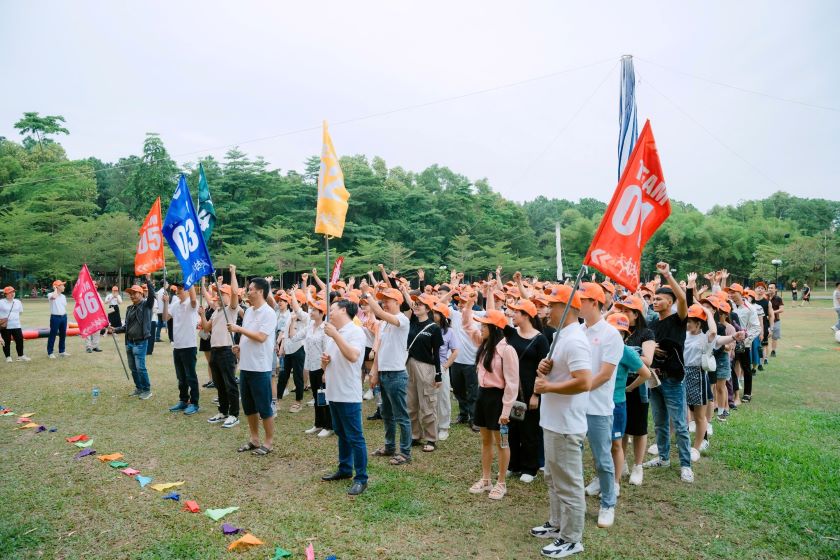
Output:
top-left (163, 282), bottom-right (200, 416)
top-left (228, 275), bottom-right (276, 456)
top-left (320, 299), bottom-right (369, 496)
top-left (47, 279), bottom-right (69, 359)
top-left (577, 282), bottom-right (623, 529)
top-left (530, 284), bottom-right (592, 559)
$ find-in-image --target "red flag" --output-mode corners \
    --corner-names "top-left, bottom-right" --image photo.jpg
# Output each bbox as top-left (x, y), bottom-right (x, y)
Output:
top-left (72, 264), bottom-right (109, 338)
top-left (330, 256), bottom-right (344, 285)
top-left (584, 120), bottom-right (671, 290)
top-left (135, 197), bottom-right (165, 275)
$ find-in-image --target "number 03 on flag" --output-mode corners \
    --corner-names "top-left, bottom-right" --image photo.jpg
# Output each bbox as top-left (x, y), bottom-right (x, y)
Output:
top-left (584, 120), bottom-right (671, 290)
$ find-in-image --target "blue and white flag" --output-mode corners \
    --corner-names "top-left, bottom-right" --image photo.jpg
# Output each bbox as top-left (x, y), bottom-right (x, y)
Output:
top-left (162, 174), bottom-right (214, 289)
top-left (618, 55), bottom-right (638, 179)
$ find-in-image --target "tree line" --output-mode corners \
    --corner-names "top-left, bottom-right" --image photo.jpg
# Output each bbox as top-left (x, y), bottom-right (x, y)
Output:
top-left (1, 112), bottom-right (838, 290)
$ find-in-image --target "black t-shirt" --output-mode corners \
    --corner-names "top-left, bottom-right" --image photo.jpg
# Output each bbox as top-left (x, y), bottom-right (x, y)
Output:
top-left (408, 316), bottom-right (443, 372)
top-left (755, 298), bottom-right (770, 333)
top-left (770, 295), bottom-right (783, 322)
top-left (503, 325), bottom-right (550, 401)
top-left (625, 327), bottom-right (654, 383)
top-left (652, 312), bottom-right (687, 379)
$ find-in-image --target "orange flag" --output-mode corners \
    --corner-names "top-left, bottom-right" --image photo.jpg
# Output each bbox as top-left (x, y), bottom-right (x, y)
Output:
top-left (584, 120), bottom-right (671, 290)
top-left (135, 197), bottom-right (165, 275)
top-left (227, 533), bottom-right (264, 551)
top-left (314, 121), bottom-right (350, 238)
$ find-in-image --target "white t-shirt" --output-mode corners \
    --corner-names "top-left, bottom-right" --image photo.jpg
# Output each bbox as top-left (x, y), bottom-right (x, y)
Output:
top-left (169, 296), bottom-right (198, 349)
top-left (324, 321), bottom-right (366, 403)
top-left (833, 289), bottom-right (840, 310)
top-left (683, 332), bottom-right (711, 367)
top-left (283, 309), bottom-right (310, 355)
top-left (238, 303), bottom-right (277, 372)
top-left (155, 288), bottom-right (166, 314)
top-left (0, 299), bottom-right (23, 329)
top-left (540, 325), bottom-right (592, 435)
top-left (377, 312), bottom-right (410, 371)
top-left (49, 293), bottom-right (67, 315)
top-left (104, 293), bottom-right (122, 308)
top-left (449, 307), bottom-right (485, 365)
top-left (583, 319), bottom-right (624, 416)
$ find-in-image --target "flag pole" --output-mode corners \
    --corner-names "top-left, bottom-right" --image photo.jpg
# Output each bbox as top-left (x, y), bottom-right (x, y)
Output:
top-left (547, 264), bottom-right (588, 355)
top-left (111, 333), bottom-right (131, 381)
top-left (213, 275), bottom-right (236, 346)
top-left (324, 235), bottom-right (331, 324)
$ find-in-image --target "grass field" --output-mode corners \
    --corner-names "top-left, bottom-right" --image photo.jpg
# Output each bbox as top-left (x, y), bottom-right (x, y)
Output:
top-left (1, 298), bottom-right (838, 559)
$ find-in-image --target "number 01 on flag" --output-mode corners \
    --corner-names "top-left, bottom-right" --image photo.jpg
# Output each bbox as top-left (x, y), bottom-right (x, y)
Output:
top-left (584, 120), bottom-right (671, 290)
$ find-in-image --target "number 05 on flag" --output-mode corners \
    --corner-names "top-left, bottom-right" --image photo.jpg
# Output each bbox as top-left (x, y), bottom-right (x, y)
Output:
top-left (584, 120), bottom-right (670, 290)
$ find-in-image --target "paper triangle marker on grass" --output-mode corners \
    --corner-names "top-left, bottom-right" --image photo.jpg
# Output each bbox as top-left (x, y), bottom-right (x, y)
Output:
top-left (121, 468), bottom-right (140, 476)
top-left (163, 492), bottom-right (180, 501)
top-left (136, 475), bottom-right (152, 487)
top-left (74, 449), bottom-right (96, 459)
top-left (98, 453), bottom-right (124, 462)
top-left (272, 547), bottom-right (292, 559)
top-left (182, 500), bottom-right (200, 513)
top-left (66, 434), bottom-right (89, 442)
top-left (35, 425), bottom-right (46, 433)
top-left (109, 461), bottom-right (129, 469)
top-left (204, 506), bottom-right (239, 521)
top-left (227, 533), bottom-right (264, 551)
top-left (18, 422), bottom-right (39, 429)
top-left (150, 481), bottom-right (184, 492)
top-left (19, 413), bottom-right (35, 418)
top-left (75, 440), bottom-right (94, 448)
top-left (222, 523), bottom-right (240, 535)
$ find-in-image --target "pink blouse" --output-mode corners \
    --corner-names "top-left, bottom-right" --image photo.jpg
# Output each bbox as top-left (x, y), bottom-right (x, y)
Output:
top-left (464, 311), bottom-right (520, 417)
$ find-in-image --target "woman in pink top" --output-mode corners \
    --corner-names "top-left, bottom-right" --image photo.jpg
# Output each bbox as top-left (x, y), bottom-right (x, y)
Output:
top-left (463, 301), bottom-right (519, 501)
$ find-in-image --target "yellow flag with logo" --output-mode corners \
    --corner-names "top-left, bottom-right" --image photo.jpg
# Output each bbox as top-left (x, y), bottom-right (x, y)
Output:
top-left (315, 121), bottom-right (350, 238)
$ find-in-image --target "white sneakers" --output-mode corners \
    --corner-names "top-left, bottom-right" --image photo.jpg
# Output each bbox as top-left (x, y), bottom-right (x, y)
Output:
top-left (207, 413), bottom-right (226, 424)
top-left (363, 389), bottom-right (374, 400)
top-left (681, 467), bottom-right (695, 483)
top-left (584, 478), bottom-right (601, 496)
top-left (60, 352), bottom-right (71, 357)
top-left (541, 539), bottom-right (584, 558)
top-left (621, 462), bottom-right (629, 478)
top-left (597, 506), bottom-right (615, 528)
top-left (614, 483), bottom-right (620, 498)
top-left (438, 430), bottom-right (449, 441)
top-left (222, 416), bottom-right (239, 428)
top-left (700, 439), bottom-right (710, 452)
top-left (317, 429), bottom-right (334, 438)
top-left (707, 423), bottom-right (714, 437)
top-left (530, 522), bottom-right (562, 539)
top-left (520, 473), bottom-right (535, 484)
top-left (688, 420), bottom-right (696, 433)
top-left (48, 354), bottom-right (56, 359)
top-left (629, 465), bottom-right (644, 486)
top-left (5, 357), bottom-right (12, 363)
top-left (647, 443), bottom-right (659, 455)
top-left (642, 457), bottom-right (670, 468)
top-left (690, 448), bottom-right (701, 463)
top-left (304, 426), bottom-right (320, 434)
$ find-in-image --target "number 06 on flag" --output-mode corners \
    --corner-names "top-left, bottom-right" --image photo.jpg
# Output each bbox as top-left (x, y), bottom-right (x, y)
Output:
top-left (73, 264), bottom-right (109, 337)
top-left (584, 120), bottom-right (670, 290)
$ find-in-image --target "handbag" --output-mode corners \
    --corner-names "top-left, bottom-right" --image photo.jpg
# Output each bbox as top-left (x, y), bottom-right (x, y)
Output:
top-left (701, 339), bottom-right (717, 373)
top-left (647, 367), bottom-right (662, 389)
top-left (509, 336), bottom-right (539, 421)
top-left (0, 299), bottom-right (16, 329)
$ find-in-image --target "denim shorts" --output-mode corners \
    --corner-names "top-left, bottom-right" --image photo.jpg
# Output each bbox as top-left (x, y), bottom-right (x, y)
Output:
top-left (611, 401), bottom-right (627, 440)
top-left (771, 322), bottom-right (781, 340)
top-left (240, 370), bottom-right (274, 419)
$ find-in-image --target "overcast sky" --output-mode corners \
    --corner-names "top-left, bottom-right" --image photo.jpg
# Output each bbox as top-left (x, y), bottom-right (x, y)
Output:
top-left (1, 1), bottom-right (838, 211)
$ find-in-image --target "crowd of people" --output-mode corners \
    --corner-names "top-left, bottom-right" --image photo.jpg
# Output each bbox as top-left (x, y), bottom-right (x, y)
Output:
top-left (0, 260), bottom-right (829, 559)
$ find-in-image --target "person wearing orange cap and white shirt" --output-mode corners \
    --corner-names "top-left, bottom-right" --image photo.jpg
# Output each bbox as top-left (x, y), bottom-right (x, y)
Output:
top-left (432, 302), bottom-right (458, 441)
top-left (107, 274), bottom-right (156, 400)
top-left (462, 302), bottom-right (519, 501)
top-left (199, 267), bottom-right (242, 429)
top-left (486, 289), bottom-right (550, 484)
top-left (575, 282), bottom-right (623, 529)
top-left (104, 286), bottom-right (123, 328)
top-left (529, 284), bottom-right (591, 559)
top-left (1, 286), bottom-right (30, 362)
top-left (642, 262), bottom-right (694, 483)
top-left (46, 279), bottom-right (70, 359)
top-left (361, 282), bottom-right (413, 465)
top-left (302, 298), bottom-right (332, 437)
top-left (278, 287), bottom-right (310, 414)
top-left (725, 282), bottom-right (760, 404)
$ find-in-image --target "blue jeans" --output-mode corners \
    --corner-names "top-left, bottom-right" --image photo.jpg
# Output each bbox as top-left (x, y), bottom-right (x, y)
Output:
top-left (155, 314), bottom-right (165, 340)
top-left (47, 314), bottom-right (67, 355)
top-left (126, 339), bottom-right (151, 392)
top-left (649, 377), bottom-right (691, 467)
top-left (586, 414), bottom-right (616, 508)
top-left (173, 347), bottom-right (199, 405)
top-left (330, 401), bottom-right (368, 484)
top-left (379, 370), bottom-right (412, 457)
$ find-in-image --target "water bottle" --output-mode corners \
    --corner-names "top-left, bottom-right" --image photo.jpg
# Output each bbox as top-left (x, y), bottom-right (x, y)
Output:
top-left (92, 386), bottom-right (100, 404)
top-left (499, 424), bottom-right (509, 448)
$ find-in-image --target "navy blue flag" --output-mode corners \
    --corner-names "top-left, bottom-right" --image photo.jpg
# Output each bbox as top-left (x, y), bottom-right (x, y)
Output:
top-left (162, 174), bottom-right (214, 289)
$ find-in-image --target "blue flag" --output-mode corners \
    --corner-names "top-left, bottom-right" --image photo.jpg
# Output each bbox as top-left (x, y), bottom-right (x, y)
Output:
top-left (618, 55), bottom-right (638, 179)
top-left (162, 174), bottom-right (214, 289)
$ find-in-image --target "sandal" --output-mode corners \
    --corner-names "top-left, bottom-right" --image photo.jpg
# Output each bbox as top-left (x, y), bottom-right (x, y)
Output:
top-left (372, 446), bottom-right (395, 457)
top-left (422, 442), bottom-right (436, 453)
top-left (237, 442), bottom-right (259, 453)
top-left (488, 482), bottom-right (507, 500)
top-left (289, 403), bottom-right (302, 413)
top-left (252, 445), bottom-right (273, 456)
top-left (389, 453), bottom-right (411, 466)
top-left (469, 479), bottom-right (492, 494)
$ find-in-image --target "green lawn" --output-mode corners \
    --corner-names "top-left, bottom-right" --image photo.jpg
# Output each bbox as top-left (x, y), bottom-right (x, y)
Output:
top-left (1, 299), bottom-right (838, 559)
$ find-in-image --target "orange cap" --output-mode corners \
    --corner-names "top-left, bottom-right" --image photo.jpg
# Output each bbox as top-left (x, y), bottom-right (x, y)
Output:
top-left (508, 299), bottom-right (538, 318)
top-left (294, 289), bottom-right (307, 304)
top-left (432, 302), bottom-right (451, 319)
top-left (531, 294), bottom-right (550, 308)
top-left (344, 293), bottom-right (361, 304)
top-left (506, 287), bottom-right (521, 298)
top-left (217, 284), bottom-right (232, 295)
top-left (615, 295), bottom-right (644, 313)
top-left (579, 282), bottom-right (606, 304)
top-left (310, 299), bottom-right (327, 314)
top-left (52, 280), bottom-right (66, 287)
top-left (544, 285), bottom-right (582, 309)
top-left (125, 284), bottom-right (144, 295)
top-left (375, 288), bottom-right (404, 305)
top-left (745, 289), bottom-right (757, 299)
top-left (600, 280), bottom-right (616, 294)
top-left (687, 304), bottom-right (707, 321)
top-left (726, 283), bottom-right (744, 294)
top-left (606, 312), bottom-right (630, 332)
top-left (3, 286), bottom-right (15, 294)
top-left (492, 289), bottom-right (506, 301)
top-left (453, 289), bottom-right (476, 302)
top-left (474, 309), bottom-right (508, 329)
top-left (412, 293), bottom-right (438, 309)
top-left (717, 299), bottom-right (731, 313)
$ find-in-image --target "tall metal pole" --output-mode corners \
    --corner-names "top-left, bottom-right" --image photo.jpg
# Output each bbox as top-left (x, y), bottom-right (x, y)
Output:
top-left (555, 222), bottom-right (563, 281)
top-left (325, 235), bottom-right (331, 323)
top-left (547, 265), bottom-right (588, 356)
